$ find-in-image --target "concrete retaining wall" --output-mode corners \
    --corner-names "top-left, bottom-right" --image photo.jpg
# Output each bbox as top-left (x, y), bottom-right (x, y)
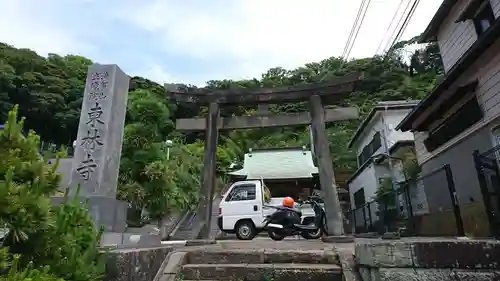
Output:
top-left (354, 239), bottom-right (500, 281)
top-left (105, 246), bottom-right (173, 281)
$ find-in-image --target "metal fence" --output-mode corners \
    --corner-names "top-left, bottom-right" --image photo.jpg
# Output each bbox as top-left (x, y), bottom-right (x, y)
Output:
top-left (474, 146), bottom-right (500, 238)
top-left (345, 164), bottom-right (465, 237)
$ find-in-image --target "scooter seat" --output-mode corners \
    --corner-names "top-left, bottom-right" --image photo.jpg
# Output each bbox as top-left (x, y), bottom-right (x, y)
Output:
top-left (293, 223), bottom-right (317, 231)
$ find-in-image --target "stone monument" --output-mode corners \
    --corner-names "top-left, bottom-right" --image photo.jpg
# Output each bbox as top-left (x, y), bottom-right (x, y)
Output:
top-left (66, 64), bottom-right (130, 233)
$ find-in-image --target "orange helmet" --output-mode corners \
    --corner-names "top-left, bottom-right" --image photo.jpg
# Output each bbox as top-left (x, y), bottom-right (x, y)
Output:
top-left (282, 196), bottom-right (295, 208)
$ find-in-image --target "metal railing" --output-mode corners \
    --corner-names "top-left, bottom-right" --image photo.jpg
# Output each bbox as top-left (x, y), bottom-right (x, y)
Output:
top-left (345, 164), bottom-right (465, 237)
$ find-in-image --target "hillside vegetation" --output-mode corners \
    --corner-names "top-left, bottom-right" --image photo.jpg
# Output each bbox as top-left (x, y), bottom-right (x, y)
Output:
top-left (0, 36), bottom-right (443, 218)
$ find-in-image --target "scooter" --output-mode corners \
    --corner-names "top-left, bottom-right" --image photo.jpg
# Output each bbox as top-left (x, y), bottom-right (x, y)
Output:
top-left (262, 196), bottom-right (326, 241)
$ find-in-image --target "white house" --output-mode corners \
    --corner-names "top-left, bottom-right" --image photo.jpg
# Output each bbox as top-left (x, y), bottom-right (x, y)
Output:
top-left (346, 101), bottom-right (419, 212)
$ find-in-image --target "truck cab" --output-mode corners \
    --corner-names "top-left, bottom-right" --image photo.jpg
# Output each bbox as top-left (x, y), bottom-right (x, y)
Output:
top-left (217, 179), bottom-right (320, 240)
top-left (217, 180), bottom-right (265, 240)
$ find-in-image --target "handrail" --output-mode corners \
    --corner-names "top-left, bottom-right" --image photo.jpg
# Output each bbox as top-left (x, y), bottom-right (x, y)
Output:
top-left (167, 211), bottom-right (191, 240)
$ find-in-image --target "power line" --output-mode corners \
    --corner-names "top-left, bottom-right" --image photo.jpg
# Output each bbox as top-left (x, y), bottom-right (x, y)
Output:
top-left (386, 0), bottom-right (420, 55)
top-left (344, 0), bottom-right (372, 61)
top-left (375, 0), bottom-right (406, 55)
top-left (382, 0), bottom-right (413, 54)
top-left (341, 0), bottom-right (367, 60)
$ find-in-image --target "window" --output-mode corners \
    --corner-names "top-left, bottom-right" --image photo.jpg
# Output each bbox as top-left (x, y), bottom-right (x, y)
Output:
top-left (353, 188), bottom-right (366, 208)
top-left (225, 184), bottom-right (256, 201)
top-left (424, 96), bottom-right (483, 152)
top-left (473, 1), bottom-right (495, 36)
top-left (357, 132), bottom-right (382, 166)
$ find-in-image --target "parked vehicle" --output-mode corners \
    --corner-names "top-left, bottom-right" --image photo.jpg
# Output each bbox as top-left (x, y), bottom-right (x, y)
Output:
top-left (262, 195), bottom-right (326, 240)
top-left (217, 179), bottom-right (325, 240)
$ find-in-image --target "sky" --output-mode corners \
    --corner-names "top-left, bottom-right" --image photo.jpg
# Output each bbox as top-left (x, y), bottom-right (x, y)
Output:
top-left (0, 0), bottom-right (442, 86)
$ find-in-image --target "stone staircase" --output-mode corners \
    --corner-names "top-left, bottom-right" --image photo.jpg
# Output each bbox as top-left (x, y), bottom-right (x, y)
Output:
top-left (169, 196), bottom-right (222, 241)
top-left (170, 211), bottom-right (197, 240)
top-left (171, 248), bottom-right (343, 281)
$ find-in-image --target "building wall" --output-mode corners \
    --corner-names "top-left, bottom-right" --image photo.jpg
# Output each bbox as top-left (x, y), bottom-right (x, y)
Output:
top-left (419, 124), bottom-right (495, 236)
top-left (494, 0), bottom-right (500, 18)
top-left (355, 110), bottom-right (414, 163)
top-left (384, 110), bottom-right (415, 148)
top-left (356, 113), bottom-right (384, 158)
top-left (436, 0), bottom-right (478, 73)
top-left (414, 36), bottom-right (500, 165)
top-left (350, 108), bottom-right (415, 209)
top-left (420, 125), bottom-right (491, 205)
top-left (436, 0), bottom-right (500, 72)
top-left (349, 163), bottom-right (378, 208)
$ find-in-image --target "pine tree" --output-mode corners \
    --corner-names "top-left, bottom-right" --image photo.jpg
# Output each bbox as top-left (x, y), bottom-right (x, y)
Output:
top-left (0, 105), bottom-right (105, 281)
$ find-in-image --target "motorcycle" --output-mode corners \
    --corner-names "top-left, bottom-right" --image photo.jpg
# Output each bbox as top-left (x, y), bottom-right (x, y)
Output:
top-left (262, 196), bottom-right (326, 241)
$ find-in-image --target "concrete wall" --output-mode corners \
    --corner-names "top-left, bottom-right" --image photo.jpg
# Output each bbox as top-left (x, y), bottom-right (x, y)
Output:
top-left (419, 124), bottom-right (494, 236)
top-left (355, 239), bottom-right (500, 281)
top-left (105, 246), bottom-right (173, 281)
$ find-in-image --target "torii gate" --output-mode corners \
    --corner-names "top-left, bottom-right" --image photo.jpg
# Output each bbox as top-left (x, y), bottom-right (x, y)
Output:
top-left (166, 72), bottom-right (361, 239)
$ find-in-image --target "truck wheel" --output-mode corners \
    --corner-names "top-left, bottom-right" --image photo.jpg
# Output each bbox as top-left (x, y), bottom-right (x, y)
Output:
top-left (235, 220), bottom-right (256, 240)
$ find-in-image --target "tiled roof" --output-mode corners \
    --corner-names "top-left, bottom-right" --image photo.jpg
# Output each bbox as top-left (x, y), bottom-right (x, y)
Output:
top-left (229, 147), bottom-right (318, 179)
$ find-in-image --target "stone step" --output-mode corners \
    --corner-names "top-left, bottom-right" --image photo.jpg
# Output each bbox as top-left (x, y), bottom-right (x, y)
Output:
top-left (187, 249), bottom-right (338, 265)
top-left (181, 263), bottom-right (342, 281)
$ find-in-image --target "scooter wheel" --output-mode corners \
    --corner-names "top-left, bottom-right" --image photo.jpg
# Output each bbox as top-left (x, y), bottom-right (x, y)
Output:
top-left (268, 230), bottom-right (285, 241)
top-left (300, 227), bottom-right (323, 239)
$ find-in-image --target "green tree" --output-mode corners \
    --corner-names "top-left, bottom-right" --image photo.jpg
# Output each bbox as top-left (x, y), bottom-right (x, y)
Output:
top-left (0, 106), bottom-right (105, 281)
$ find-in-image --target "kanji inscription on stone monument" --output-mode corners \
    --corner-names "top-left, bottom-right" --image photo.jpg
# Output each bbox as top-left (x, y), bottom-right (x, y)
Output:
top-left (70, 64), bottom-right (130, 198)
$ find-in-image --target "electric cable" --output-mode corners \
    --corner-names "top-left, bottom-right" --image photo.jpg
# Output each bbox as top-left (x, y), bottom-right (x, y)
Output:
top-left (382, 0), bottom-right (413, 54)
top-left (344, 0), bottom-right (373, 60)
top-left (385, 0), bottom-right (421, 58)
top-left (341, 0), bottom-right (367, 59)
top-left (375, 0), bottom-right (406, 55)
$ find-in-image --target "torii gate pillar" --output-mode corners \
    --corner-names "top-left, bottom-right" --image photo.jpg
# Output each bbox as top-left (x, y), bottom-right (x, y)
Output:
top-left (309, 95), bottom-right (345, 236)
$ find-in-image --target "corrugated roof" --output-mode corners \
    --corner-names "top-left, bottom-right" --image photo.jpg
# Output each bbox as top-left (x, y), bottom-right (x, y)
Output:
top-left (228, 147), bottom-right (318, 179)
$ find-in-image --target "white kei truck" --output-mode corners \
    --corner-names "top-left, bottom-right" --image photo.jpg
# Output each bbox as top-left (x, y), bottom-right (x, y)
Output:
top-left (217, 179), bottom-right (323, 240)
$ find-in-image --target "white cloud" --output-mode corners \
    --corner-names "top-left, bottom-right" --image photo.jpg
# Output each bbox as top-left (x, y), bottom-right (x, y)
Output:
top-left (120, 0), bottom-right (441, 80)
top-left (135, 63), bottom-right (177, 85)
top-left (0, 0), bottom-right (94, 56)
top-left (0, 0), bottom-right (442, 84)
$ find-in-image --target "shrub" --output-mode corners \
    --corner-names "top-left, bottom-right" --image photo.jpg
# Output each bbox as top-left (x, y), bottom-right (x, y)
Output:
top-left (0, 251), bottom-right (62, 281)
top-left (0, 105), bottom-right (105, 281)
